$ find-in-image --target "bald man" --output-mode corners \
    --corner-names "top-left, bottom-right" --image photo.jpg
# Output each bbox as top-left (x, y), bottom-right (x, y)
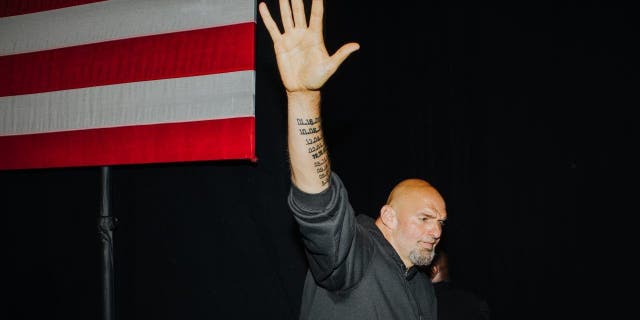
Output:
top-left (260, 1), bottom-right (447, 319)
top-left (378, 179), bottom-right (447, 268)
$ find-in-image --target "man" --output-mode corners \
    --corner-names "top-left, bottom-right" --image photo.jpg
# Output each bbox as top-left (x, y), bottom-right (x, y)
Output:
top-left (259, 1), bottom-right (447, 319)
top-left (430, 248), bottom-right (491, 320)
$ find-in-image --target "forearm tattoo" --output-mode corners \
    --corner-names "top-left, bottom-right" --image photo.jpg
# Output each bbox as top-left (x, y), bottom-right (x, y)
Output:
top-left (297, 117), bottom-right (330, 186)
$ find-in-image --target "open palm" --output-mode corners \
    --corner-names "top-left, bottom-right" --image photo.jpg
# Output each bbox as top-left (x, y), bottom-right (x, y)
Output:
top-left (259, 0), bottom-right (359, 92)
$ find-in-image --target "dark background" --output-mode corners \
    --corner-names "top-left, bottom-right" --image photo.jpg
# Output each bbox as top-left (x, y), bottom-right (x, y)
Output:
top-left (4, 1), bottom-right (633, 319)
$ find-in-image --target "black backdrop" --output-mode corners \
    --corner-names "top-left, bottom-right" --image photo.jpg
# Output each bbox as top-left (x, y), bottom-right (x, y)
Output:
top-left (4, 1), bottom-right (632, 319)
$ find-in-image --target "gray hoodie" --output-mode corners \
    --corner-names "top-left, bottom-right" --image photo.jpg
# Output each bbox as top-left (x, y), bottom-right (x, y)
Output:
top-left (289, 173), bottom-right (437, 320)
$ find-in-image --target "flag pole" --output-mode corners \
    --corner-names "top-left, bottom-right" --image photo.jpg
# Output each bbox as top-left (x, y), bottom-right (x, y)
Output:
top-left (98, 166), bottom-right (116, 320)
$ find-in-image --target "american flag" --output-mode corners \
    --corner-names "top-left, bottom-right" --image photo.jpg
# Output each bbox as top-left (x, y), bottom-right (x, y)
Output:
top-left (0, 0), bottom-right (256, 170)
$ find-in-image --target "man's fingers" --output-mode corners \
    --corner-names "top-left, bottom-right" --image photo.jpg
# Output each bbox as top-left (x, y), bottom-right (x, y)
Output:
top-left (278, 0), bottom-right (294, 31)
top-left (308, 0), bottom-right (324, 31)
top-left (259, 2), bottom-right (282, 41)
top-left (291, 0), bottom-right (307, 28)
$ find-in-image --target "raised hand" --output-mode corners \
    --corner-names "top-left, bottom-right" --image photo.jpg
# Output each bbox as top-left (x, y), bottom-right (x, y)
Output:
top-left (259, 0), bottom-right (359, 92)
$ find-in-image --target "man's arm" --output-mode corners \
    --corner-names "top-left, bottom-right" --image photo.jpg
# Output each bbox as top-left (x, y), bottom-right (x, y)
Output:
top-left (261, 0), bottom-right (371, 291)
top-left (259, 0), bottom-right (359, 193)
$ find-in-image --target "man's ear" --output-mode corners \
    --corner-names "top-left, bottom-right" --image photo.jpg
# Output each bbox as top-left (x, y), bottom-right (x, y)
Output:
top-left (431, 264), bottom-right (439, 276)
top-left (380, 205), bottom-right (398, 229)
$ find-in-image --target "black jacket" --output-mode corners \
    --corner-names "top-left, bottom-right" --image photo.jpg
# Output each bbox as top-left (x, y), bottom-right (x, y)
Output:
top-left (289, 173), bottom-right (437, 320)
top-left (433, 281), bottom-right (490, 320)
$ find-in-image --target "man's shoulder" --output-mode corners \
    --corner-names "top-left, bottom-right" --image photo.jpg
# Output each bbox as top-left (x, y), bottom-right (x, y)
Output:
top-left (355, 214), bottom-right (376, 228)
top-left (435, 282), bottom-right (489, 309)
top-left (355, 214), bottom-right (387, 243)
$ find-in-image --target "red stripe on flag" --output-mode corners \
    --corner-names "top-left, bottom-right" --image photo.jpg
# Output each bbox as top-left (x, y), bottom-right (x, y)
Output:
top-left (0, 22), bottom-right (255, 97)
top-left (0, 0), bottom-right (105, 18)
top-left (0, 117), bottom-right (256, 170)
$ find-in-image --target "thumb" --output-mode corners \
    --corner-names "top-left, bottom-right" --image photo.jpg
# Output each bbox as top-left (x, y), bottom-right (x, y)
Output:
top-left (329, 42), bottom-right (360, 70)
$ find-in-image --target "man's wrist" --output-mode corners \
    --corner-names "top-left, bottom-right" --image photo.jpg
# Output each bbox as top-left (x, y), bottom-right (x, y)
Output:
top-left (287, 90), bottom-right (320, 101)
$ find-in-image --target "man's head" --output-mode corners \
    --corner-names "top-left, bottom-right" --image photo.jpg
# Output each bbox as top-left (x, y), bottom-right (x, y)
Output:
top-left (375, 178), bottom-right (447, 268)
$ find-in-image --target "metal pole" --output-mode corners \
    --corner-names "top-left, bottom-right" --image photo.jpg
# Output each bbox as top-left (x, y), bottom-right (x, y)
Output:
top-left (98, 166), bottom-right (116, 320)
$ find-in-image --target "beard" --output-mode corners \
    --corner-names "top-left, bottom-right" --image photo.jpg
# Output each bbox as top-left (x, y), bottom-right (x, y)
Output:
top-left (409, 248), bottom-right (435, 266)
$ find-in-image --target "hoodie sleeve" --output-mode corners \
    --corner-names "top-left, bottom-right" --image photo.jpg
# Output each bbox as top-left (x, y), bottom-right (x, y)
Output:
top-left (288, 172), bottom-right (373, 291)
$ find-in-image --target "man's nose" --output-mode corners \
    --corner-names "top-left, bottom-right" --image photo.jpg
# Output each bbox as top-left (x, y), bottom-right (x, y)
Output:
top-left (427, 221), bottom-right (442, 239)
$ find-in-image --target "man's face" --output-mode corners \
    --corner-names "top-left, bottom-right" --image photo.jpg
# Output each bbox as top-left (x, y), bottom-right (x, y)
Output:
top-left (392, 187), bottom-right (446, 267)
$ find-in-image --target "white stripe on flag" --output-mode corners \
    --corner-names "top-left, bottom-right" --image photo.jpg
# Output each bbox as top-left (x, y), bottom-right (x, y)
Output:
top-left (0, 0), bottom-right (256, 55)
top-left (1, 0), bottom-right (257, 169)
top-left (0, 71), bottom-right (255, 136)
